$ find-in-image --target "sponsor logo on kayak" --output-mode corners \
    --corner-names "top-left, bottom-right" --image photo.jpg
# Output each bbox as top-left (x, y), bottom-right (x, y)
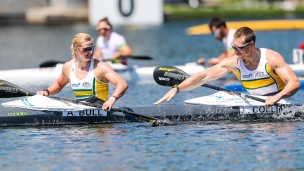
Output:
top-left (158, 67), bottom-right (175, 72)
top-left (240, 105), bottom-right (286, 114)
top-left (8, 112), bottom-right (28, 116)
top-left (82, 82), bottom-right (91, 88)
top-left (62, 109), bottom-right (107, 116)
top-left (21, 98), bottom-right (34, 106)
top-left (0, 85), bottom-right (18, 93)
top-left (214, 96), bottom-right (222, 99)
top-left (164, 72), bottom-right (187, 81)
top-left (158, 77), bottom-right (170, 81)
top-left (242, 73), bottom-right (252, 78)
top-left (71, 83), bottom-right (80, 87)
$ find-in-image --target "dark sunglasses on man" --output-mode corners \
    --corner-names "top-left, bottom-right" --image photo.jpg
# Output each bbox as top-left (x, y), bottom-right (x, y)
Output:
top-left (231, 42), bottom-right (251, 51)
top-left (212, 28), bottom-right (220, 37)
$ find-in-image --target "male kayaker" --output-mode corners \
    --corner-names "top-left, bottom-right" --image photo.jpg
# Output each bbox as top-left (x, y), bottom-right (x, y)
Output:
top-left (197, 18), bottom-right (236, 65)
top-left (93, 17), bottom-right (133, 65)
top-left (37, 33), bottom-right (128, 111)
top-left (155, 27), bottom-right (300, 107)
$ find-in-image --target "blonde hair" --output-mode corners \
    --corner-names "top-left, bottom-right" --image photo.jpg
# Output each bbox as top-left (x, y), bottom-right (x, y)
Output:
top-left (71, 33), bottom-right (93, 59)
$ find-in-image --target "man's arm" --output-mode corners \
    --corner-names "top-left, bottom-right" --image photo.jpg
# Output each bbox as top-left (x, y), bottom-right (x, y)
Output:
top-left (155, 57), bottom-right (236, 104)
top-left (265, 49), bottom-right (300, 106)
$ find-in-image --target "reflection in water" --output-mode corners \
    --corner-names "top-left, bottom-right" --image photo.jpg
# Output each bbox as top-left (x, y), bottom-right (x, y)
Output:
top-left (1, 119), bottom-right (304, 170)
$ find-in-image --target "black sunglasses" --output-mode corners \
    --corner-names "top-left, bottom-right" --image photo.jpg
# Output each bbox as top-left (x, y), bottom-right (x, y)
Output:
top-left (81, 45), bottom-right (95, 52)
top-left (231, 42), bottom-right (250, 51)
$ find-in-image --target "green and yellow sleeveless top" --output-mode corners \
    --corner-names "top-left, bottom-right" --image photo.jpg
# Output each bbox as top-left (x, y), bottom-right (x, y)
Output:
top-left (234, 48), bottom-right (285, 96)
top-left (69, 59), bottom-right (108, 101)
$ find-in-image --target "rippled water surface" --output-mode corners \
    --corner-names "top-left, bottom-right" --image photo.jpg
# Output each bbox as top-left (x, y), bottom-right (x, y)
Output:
top-left (1, 18), bottom-right (304, 170)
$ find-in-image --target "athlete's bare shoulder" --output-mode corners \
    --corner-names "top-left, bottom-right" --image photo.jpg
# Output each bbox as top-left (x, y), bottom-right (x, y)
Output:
top-left (96, 60), bottom-right (114, 71)
top-left (265, 48), bottom-right (285, 68)
top-left (61, 60), bottom-right (73, 72)
top-left (218, 55), bottom-right (238, 69)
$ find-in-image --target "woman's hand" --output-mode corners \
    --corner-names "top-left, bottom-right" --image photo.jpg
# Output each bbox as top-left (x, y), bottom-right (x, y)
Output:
top-left (102, 98), bottom-right (115, 111)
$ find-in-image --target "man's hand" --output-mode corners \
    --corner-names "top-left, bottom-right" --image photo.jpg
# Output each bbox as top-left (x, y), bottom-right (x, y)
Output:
top-left (265, 95), bottom-right (280, 108)
top-left (154, 88), bottom-right (178, 105)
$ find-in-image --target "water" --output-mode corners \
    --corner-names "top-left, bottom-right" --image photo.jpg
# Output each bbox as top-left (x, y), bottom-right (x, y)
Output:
top-left (1, 19), bottom-right (304, 170)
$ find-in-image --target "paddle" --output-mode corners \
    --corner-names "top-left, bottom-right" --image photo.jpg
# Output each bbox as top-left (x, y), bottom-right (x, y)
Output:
top-left (153, 66), bottom-right (283, 106)
top-left (0, 80), bottom-right (168, 126)
top-left (39, 56), bottom-right (153, 68)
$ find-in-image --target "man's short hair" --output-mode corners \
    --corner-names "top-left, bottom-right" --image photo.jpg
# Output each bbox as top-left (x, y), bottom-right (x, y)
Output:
top-left (209, 18), bottom-right (226, 30)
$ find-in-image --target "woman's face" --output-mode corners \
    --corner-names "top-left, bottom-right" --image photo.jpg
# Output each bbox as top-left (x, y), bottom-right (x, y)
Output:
top-left (76, 40), bottom-right (94, 61)
top-left (97, 21), bottom-right (111, 39)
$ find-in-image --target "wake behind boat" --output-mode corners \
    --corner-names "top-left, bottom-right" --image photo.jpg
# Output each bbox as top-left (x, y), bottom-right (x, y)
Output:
top-left (0, 91), bottom-right (303, 127)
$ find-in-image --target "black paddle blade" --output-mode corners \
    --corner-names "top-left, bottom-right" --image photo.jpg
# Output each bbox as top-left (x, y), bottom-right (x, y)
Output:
top-left (39, 60), bottom-right (64, 68)
top-left (0, 80), bottom-right (35, 98)
top-left (153, 66), bottom-right (190, 87)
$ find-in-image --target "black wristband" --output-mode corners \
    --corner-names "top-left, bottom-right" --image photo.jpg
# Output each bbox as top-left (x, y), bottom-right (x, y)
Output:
top-left (172, 85), bottom-right (179, 94)
top-left (43, 89), bottom-right (50, 96)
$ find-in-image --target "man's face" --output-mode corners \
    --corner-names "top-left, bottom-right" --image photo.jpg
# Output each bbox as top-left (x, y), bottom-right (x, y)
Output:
top-left (232, 37), bottom-right (252, 59)
top-left (211, 26), bottom-right (223, 41)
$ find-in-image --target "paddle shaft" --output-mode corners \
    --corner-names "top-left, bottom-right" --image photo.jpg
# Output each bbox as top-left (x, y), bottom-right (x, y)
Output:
top-left (39, 56), bottom-right (153, 67)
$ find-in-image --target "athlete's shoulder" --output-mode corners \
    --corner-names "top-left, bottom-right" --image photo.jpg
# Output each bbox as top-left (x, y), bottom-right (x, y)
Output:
top-left (111, 32), bottom-right (125, 39)
top-left (265, 48), bottom-right (285, 67)
top-left (62, 60), bottom-right (73, 69)
top-left (218, 55), bottom-right (238, 68)
top-left (96, 60), bottom-right (113, 70)
top-left (265, 48), bottom-right (282, 58)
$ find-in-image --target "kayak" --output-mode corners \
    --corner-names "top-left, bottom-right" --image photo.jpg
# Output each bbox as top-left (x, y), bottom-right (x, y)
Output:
top-left (225, 79), bottom-right (304, 91)
top-left (0, 62), bottom-right (206, 86)
top-left (0, 91), bottom-right (302, 127)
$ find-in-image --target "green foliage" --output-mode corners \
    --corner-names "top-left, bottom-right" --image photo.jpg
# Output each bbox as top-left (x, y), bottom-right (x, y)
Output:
top-left (164, 2), bottom-right (304, 20)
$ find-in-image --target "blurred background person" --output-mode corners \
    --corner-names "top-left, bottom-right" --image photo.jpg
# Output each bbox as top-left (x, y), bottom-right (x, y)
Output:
top-left (94, 17), bottom-right (133, 65)
top-left (197, 18), bottom-right (236, 65)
